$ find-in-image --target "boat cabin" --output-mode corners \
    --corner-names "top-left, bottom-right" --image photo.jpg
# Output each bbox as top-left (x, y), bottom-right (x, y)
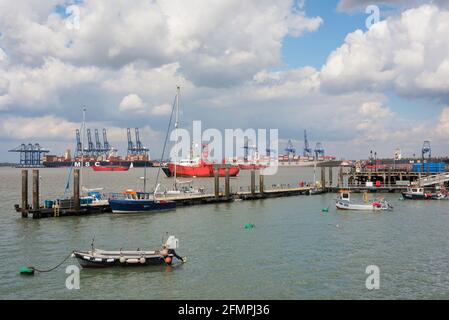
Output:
top-left (339, 191), bottom-right (351, 202)
top-left (407, 187), bottom-right (425, 195)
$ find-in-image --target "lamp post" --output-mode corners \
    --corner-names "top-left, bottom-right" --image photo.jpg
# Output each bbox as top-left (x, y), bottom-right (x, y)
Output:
top-left (374, 152), bottom-right (377, 172)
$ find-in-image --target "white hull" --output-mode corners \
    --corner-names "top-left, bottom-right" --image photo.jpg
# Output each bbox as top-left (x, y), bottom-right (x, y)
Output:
top-left (336, 201), bottom-right (383, 211)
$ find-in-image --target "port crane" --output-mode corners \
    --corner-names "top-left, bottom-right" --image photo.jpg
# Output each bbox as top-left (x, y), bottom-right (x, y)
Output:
top-left (102, 128), bottom-right (111, 153)
top-left (422, 141), bottom-right (431, 159)
top-left (9, 143), bottom-right (49, 167)
top-left (285, 139), bottom-right (296, 159)
top-left (314, 142), bottom-right (325, 158)
top-left (94, 129), bottom-right (102, 154)
top-left (75, 129), bottom-right (82, 157)
top-left (303, 130), bottom-right (312, 157)
top-left (86, 129), bottom-right (95, 157)
top-left (127, 128), bottom-right (134, 155)
top-left (126, 127), bottom-right (149, 155)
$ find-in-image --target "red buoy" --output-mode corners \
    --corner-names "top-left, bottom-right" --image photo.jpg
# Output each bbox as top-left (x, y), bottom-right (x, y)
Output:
top-left (164, 257), bottom-right (172, 265)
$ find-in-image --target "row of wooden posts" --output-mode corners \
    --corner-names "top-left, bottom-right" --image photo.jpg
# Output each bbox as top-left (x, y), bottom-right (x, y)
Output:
top-left (21, 169), bottom-right (81, 217)
top-left (213, 167), bottom-right (265, 198)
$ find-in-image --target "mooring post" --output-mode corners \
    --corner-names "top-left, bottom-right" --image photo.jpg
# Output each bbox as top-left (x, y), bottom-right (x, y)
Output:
top-left (251, 169), bottom-right (256, 195)
top-left (32, 169), bottom-right (39, 210)
top-left (214, 167), bottom-right (219, 199)
top-left (259, 172), bottom-right (264, 194)
top-left (21, 170), bottom-right (28, 217)
top-left (225, 165), bottom-right (230, 199)
top-left (328, 167), bottom-right (333, 188)
top-left (74, 169), bottom-right (80, 211)
top-left (339, 166), bottom-right (343, 188)
top-left (321, 166), bottom-right (326, 190)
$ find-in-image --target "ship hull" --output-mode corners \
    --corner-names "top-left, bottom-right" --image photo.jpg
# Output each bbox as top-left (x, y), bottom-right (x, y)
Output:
top-left (166, 163), bottom-right (240, 177)
top-left (43, 160), bottom-right (154, 168)
top-left (92, 165), bottom-right (130, 171)
top-left (109, 199), bottom-right (176, 213)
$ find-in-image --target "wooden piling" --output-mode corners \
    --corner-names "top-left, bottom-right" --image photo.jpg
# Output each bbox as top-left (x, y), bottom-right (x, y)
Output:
top-left (251, 169), bottom-right (256, 195)
top-left (32, 169), bottom-right (39, 210)
top-left (321, 166), bottom-right (326, 190)
top-left (214, 168), bottom-right (219, 199)
top-left (74, 169), bottom-right (80, 211)
top-left (225, 166), bottom-right (230, 199)
top-left (339, 166), bottom-right (343, 188)
top-left (260, 173), bottom-right (264, 194)
top-left (21, 170), bottom-right (28, 217)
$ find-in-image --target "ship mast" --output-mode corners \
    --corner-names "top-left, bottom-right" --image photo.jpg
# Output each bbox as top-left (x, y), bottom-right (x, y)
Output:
top-left (80, 107), bottom-right (86, 191)
top-left (174, 85), bottom-right (180, 191)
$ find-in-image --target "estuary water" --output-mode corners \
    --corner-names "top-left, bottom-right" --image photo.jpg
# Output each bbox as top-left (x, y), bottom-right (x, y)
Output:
top-left (1, 166), bottom-right (449, 299)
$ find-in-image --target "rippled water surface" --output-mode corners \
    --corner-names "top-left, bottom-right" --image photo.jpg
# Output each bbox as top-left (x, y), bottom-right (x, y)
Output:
top-left (1, 166), bottom-right (449, 299)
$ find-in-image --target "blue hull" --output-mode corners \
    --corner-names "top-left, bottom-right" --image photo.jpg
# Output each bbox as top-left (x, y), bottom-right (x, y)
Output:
top-left (109, 199), bottom-right (176, 213)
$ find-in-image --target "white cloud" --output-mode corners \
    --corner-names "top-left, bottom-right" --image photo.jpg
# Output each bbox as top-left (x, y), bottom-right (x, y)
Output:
top-left (0, 0), bottom-right (322, 87)
top-left (151, 103), bottom-right (172, 116)
top-left (119, 94), bottom-right (146, 112)
top-left (358, 101), bottom-right (393, 119)
top-left (337, 0), bottom-right (449, 12)
top-left (320, 4), bottom-right (449, 104)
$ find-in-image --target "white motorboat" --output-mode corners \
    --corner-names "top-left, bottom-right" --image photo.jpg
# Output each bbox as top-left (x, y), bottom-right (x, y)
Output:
top-left (335, 191), bottom-right (393, 211)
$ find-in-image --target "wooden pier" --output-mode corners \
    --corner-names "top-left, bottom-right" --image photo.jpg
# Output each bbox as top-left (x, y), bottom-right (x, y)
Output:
top-left (15, 169), bottom-right (111, 219)
top-left (15, 168), bottom-right (313, 219)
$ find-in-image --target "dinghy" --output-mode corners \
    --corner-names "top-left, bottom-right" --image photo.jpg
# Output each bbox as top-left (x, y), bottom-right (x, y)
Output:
top-left (72, 235), bottom-right (184, 268)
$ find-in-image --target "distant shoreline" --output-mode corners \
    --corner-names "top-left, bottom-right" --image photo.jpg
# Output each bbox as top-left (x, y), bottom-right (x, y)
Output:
top-left (0, 163), bottom-right (15, 167)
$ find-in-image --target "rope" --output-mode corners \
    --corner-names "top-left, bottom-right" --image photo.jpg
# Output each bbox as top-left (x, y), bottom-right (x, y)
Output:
top-left (31, 251), bottom-right (74, 273)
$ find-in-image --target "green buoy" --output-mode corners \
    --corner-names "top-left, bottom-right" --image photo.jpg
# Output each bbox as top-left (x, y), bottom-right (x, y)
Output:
top-left (20, 266), bottom-right (35, 276)
top-left (244, 223), bottom-right (255, 229)
top-left (322, 207), bottom-right (329, 213)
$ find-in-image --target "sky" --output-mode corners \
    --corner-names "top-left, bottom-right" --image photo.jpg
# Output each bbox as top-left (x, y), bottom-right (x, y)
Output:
top-left (1, 0), bottom-right (449, 162)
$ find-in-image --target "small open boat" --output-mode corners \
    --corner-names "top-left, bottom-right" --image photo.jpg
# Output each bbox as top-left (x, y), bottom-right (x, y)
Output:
top-left (72, 235), bottom-right (184, 268)
top-left (335, 191), bottom-right (393, 211)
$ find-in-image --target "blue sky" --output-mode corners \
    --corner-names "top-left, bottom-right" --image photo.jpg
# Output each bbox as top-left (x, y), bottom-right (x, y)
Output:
top-left (1, 0), bottom-right (448, 161)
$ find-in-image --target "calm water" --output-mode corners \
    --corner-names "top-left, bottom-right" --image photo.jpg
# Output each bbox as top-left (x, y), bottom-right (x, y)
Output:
top-left (1, 166), bottom-right (449, 299)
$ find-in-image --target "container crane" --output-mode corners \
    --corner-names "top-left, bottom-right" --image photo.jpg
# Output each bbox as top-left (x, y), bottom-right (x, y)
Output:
top-left (75, 129), bottom-right (82, 157)
top-left (314, 142), bottom-right (325, 158)
top-left (127, 128), bottom-right (134, 155)
top-left (422, 141), bottom-right (431, 159)
top-left (285, 139), bottom-right (296, 157)
top-left (86, 129), bottom-right (95, 157)
top-left (94, 129), bottom-right (102, 154)
top-left (303, 130), bottom-right (312, 157)
top-left (102, 128), bottom-right (110, 152)
top-left (8, 143), bottom-right (49, 167)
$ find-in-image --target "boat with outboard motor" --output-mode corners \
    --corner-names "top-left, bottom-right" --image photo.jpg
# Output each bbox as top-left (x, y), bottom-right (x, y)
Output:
top-left (335, 191), bottom-right (393, 211)
top-left (72, 235), bottom-right (185, 268)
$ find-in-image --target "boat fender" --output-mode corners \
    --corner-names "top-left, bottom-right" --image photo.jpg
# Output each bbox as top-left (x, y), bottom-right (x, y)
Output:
top-left (164, 257), bottom-right (172, 265)
top-left (126, 258), bottom-right (139, 264)
top-left (139, 257), bottom-right (146, 264)
top-left (119, 256), bottom-right (126, 264)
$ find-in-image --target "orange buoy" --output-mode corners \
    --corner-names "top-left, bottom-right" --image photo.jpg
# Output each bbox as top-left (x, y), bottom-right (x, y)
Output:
top-left (164, 257), bottom-right (172, 265)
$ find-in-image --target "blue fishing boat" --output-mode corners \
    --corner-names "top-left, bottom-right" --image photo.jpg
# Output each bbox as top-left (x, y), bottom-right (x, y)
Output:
top-left (108, 190), bottom-right (176, 213)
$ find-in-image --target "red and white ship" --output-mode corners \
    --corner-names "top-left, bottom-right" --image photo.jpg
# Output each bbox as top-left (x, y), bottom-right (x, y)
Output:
top-left (163, 144), bottom-right (239, 178)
